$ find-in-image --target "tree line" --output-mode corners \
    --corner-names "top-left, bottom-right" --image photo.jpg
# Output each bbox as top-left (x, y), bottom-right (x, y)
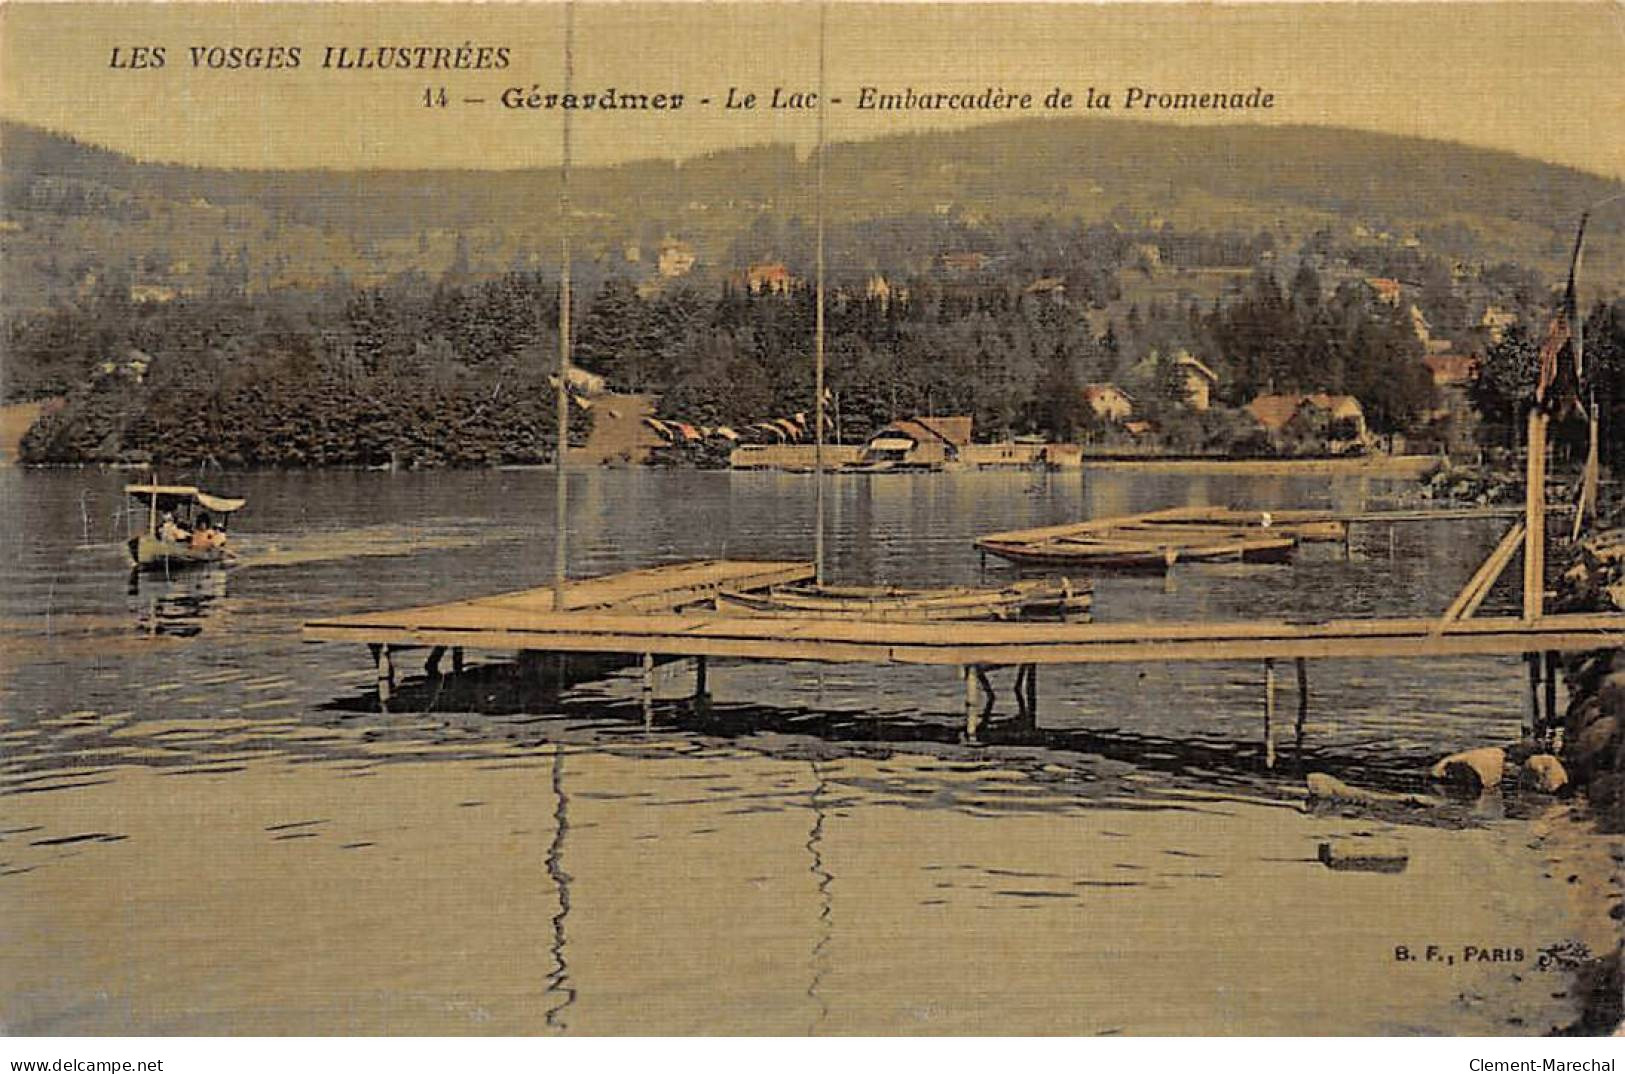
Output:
top-left (9, 233), bottom-right (1613, 467)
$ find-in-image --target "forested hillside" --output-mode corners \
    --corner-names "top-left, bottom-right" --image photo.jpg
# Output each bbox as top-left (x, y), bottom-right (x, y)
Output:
top-left (5, 118), bottom-right (1623, 467)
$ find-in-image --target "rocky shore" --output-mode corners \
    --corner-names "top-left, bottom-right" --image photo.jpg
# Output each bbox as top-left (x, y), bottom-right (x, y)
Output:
top-left (1555, 523), bottom-right (1625, 830)
top-left (1543, 518), bottom-right (1625, 1032)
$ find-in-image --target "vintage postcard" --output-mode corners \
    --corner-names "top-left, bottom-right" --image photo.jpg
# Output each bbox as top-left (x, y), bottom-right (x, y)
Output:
top-left (1, 0), bottom-right (1622, 1047)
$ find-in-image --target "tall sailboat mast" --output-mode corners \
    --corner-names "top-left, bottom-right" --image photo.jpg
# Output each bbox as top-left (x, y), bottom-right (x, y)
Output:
top-left (813, 2), bottom-right (828, 586)
top-left (553, 1), bottom-right (575, 609)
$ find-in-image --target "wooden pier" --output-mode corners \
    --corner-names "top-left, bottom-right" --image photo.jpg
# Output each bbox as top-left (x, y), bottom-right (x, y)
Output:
top-left (302, 558), bottom-right (1625, 760)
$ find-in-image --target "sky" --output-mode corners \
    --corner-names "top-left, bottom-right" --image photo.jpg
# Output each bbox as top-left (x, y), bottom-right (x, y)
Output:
top-left (1, 1), bottom-right (1622, 178)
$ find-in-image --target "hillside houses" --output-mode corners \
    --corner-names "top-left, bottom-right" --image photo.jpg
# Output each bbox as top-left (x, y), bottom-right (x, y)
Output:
top-left (1082, 384), bottom-right (1135, 423)
top-left (1246, 392), bottom-right (1371, 452)
top-left (1173, 353), bottom-right (1219, 411)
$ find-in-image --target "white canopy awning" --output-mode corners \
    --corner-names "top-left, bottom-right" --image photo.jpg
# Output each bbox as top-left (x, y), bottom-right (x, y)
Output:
top-left (125, 485), bottom-right (246, 513)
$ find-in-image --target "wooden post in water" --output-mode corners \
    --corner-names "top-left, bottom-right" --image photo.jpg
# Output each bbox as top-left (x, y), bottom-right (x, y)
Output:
top-left (452, 647), bottom-right (465, 675)
top-left (641, 652), bottom-right (655, 727)
top-left (1524, 654), bottom-right (1541, 738)
top-left (1294, 657), bottom-right (1309, 752)
top-left (1543, 650), bottom-right (1559, 737)
top-left (1263, 658), bottom-right (1277, 770)
top-left (962, 666), bottom-right (982, 744)
top-left (1523, 408), bottom-right (1548, 622)
top-left (693, 655), bottom-right (710, 716)
top-left (371, 643), bottom-right (394, 705)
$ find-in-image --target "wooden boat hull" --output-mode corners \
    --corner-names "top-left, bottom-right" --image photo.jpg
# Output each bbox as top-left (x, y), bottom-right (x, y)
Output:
top-left (715, 580), bottom-right (1091, 621)
top-left (979, 536), bottom-right (1296, 571)
top-left (127, 535), bottom-right (230, 571)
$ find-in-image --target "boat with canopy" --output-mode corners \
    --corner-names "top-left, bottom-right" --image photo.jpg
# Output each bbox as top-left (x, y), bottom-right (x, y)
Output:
top-left (125, 483), bottom-right (245, 570)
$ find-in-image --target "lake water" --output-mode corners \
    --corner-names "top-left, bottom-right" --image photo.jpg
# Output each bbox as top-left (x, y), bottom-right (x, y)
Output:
top-left (0, 466), bottom-right (1606, 1034)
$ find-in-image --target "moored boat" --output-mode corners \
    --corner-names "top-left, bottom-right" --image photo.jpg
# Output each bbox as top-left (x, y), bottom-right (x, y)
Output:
top-left (714, 577), bottom-right (1090, 621)
top-left (977, 533), bottom-right (1296, 571)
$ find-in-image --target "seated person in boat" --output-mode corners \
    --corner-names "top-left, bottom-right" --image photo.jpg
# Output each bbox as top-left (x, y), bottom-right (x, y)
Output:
top-left (189, 513), bottom-right (228, 552)
top-left (158, 512), bottom-right (190, 544)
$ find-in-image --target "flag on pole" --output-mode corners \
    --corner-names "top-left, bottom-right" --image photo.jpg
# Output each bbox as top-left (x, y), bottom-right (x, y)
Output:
top-left (1533, 310), bottom-right (1570, 407)
top-left (1537, 209), bottom-right (1590, 411)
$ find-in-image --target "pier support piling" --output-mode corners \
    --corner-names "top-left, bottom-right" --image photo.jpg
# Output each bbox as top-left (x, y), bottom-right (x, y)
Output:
top-left (692, 655), bottom-right (711, 717)
top-left (962, 666), bottom-right (984, 744)
top-left (1294, 657), bottom-right (1309, 754)
top-left (452, 647), bottom-right (465, 675)
top-left (974, 667), bottom-right (996, 719)
top-left (641, 652), bottom-right (655, 727)
top-left (1524, 653), bottom-right (1541, 738)
top-left (1263, 658), bottom-right (1278, 770)
top-left (370, 643), bottom-right (395, 705)
top-left (1542, 650), bottom-right (1559, 738)
top-left (425, 646), bottom-right (446, 677)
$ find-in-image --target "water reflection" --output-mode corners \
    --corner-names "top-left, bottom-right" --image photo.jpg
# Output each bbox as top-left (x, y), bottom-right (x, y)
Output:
top-left (128, 567), bottom-right (229, 639)
top-left (806, 758), bottom-right (832, 1033)
top-left (544, 743), bottom-right (575, 1031)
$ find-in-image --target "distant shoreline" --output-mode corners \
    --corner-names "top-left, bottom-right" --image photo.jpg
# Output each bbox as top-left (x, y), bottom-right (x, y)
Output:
top-left (1079, 454), bottom-right (1438, 477)
top-left (729, 446), bottom-right (1441, 479)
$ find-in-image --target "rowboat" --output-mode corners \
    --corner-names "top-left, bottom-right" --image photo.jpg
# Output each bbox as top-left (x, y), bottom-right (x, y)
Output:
top-left (977, 533), bottom-right (1297, 571)
top-left (714, 577), bottom-right (1091, 621)
top-left (125, 483), bottom-right (245, 571)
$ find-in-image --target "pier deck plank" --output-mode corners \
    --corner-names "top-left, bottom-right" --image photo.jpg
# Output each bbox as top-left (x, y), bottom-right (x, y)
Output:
top-left (322, 559), bottom-right (814, 630)
top-left (305, 603), bottom-right (1625, 666)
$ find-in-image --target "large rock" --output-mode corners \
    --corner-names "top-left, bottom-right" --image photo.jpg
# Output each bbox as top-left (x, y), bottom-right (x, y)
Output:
top-left (1305, 772), bottom-right (1434, 808)
top-left (1519, 754), bottom-right (1570, 794)
top-left (1317, 840), bottom-right (1409, 874)
top-left (1429, 747), bottom-right (1506, 794)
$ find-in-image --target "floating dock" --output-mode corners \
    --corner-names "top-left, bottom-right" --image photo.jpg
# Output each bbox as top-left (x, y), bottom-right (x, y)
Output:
top-left (974, 504), bottom-right (1556, 571)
